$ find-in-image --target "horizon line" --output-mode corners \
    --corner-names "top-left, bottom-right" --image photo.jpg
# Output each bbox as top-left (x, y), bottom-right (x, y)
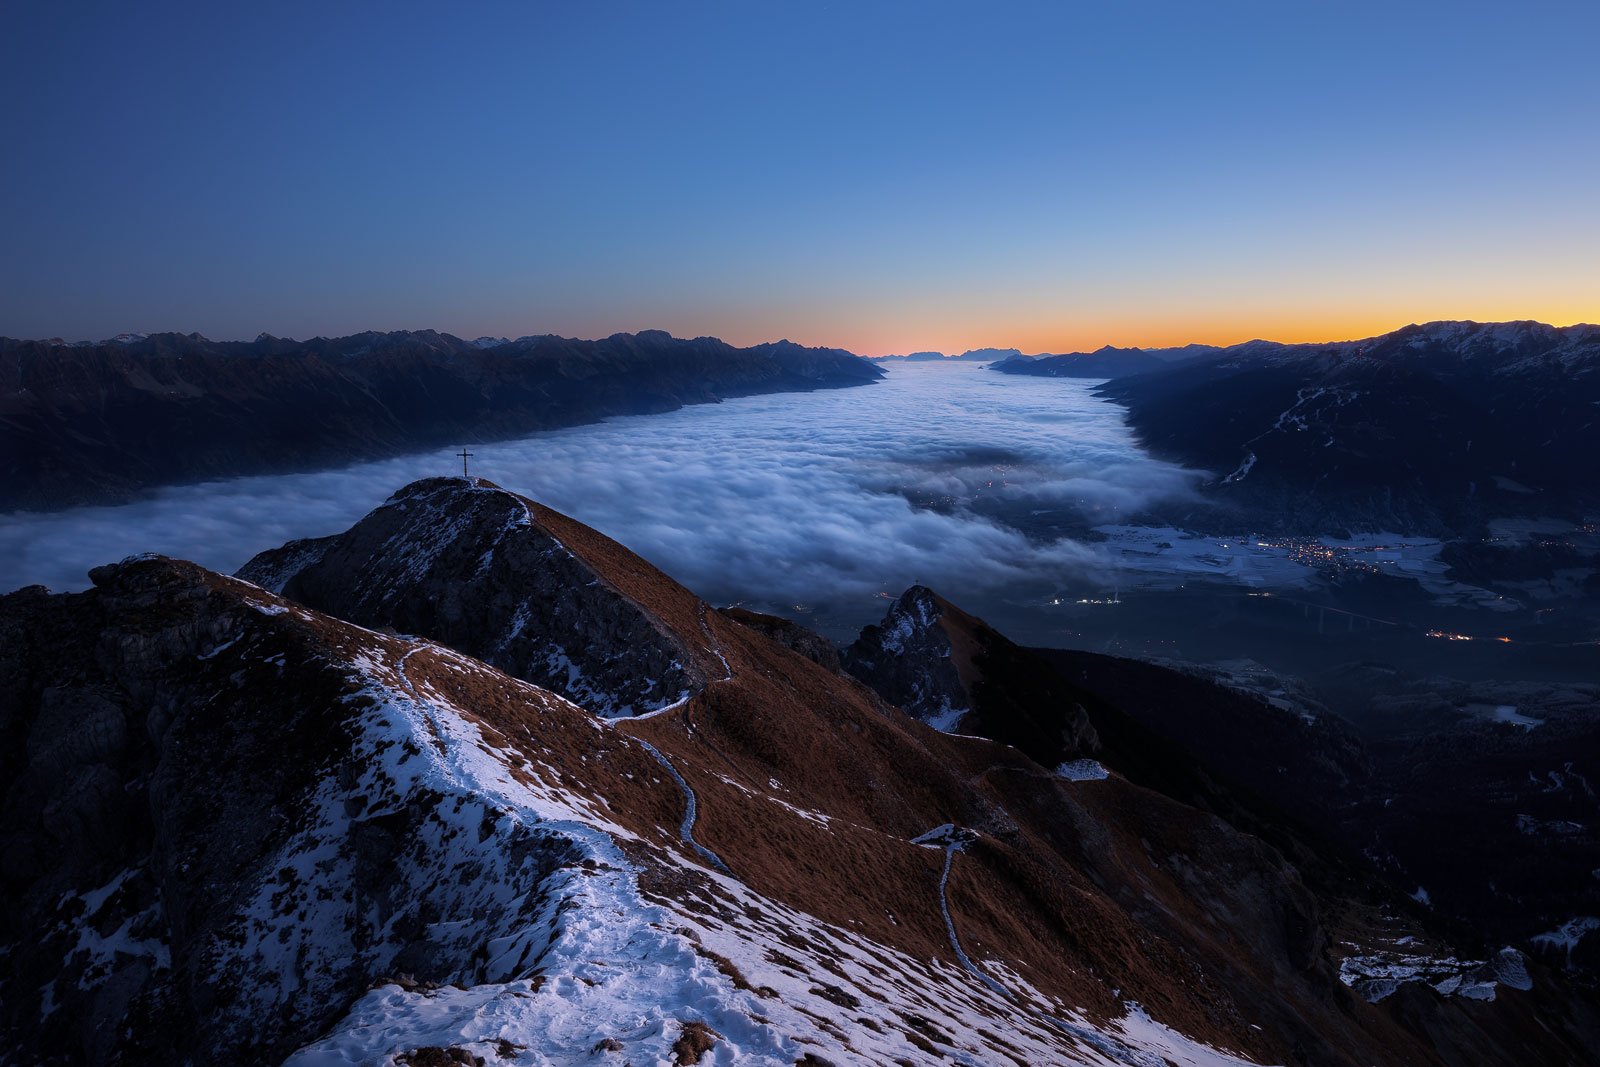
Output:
top-left (12, 314), bottom-right (1600, 360)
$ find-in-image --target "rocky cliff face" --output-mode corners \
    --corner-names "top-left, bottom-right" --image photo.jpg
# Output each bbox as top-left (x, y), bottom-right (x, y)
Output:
top-left (844, 585), bottom-right (1100, 761)
top-left (238, 477), bottom-right (711, 718)
top-left (3, 481), bottom-right (1594, 1066)
top-left (841, 587), bottom-right (975, 730)
top-left (0, 329), bottom-right (882, 511)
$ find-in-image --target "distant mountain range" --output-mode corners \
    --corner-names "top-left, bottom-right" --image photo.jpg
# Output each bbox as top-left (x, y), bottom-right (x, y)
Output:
top-left (1086, 320), bottom-right (1600, 534)
top-left (992, 342), bottom-right (1224, 378)
top-left (0, 329), bottom-right (881, 511)
top-left (868, 348), bottom-right (1010, 362)
top-left (871, 342), bottom-right (1220, 372)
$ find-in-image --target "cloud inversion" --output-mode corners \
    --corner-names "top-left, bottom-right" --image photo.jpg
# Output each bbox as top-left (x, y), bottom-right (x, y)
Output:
top-left (1, 364), bottom-right (1207, 635)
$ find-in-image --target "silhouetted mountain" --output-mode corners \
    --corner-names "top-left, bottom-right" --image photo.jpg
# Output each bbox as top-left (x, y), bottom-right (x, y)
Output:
top-left (842, 585), bottom-right (1101, 757)
top-left (1093, 320), bottom-right (1600, 533)
top-left (869, 349), bottom-right (949, 361)
top-left (0, 329), bottom-right (882, 511)
top-left (870, 349), bottom-right (1000, 362)
top-left (993, 342), bottom-right (1222, 379)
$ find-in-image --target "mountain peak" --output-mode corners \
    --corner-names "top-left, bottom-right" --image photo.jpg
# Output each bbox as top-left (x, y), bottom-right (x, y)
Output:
top-left (616, 328), bottom-right (676, 343)
top-left (844, 585), bottom-right (1101, 759)
top-left (239, 477), bottom-right (717, 716)
top-left (842, 585), bottom-right (976, 730)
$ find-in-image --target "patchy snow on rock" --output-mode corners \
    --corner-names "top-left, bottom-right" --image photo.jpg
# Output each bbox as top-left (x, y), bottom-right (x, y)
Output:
top-left (1057, 759), bottom-right (1111, 781)
top-left (1493, 947), bottom-right (1534, 991)
top-left (878, 589), bottom-right (941, 656)
top-left (41, 867), bottom-right (170, 1009)
top-left (1532, 917), bottom-right (1600, 967)
top-left (1335, 938), bottom-right (1526, 1004)
top-left (923, 696), bottom-right (969, 732)
top-left (282, 641), bottom-right (795, 1066)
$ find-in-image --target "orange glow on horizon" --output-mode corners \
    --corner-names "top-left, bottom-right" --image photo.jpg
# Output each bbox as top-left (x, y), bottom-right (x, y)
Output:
top-left (774, 304), bottom-right (1600, 359)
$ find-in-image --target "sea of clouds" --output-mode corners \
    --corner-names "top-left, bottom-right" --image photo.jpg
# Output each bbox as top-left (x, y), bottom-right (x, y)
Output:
top-left (0, 363), bottom-right (1210, 634)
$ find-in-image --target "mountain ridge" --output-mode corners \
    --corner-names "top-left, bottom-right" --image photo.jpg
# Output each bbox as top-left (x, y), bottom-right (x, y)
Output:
top-left (0, 330), bottom-right (881, 512)
top-left (992, 342), bottom-right (1224, 379)
top-left (1082, 319), bottom-right (1600, 534)
top-left (4, 477), bottom-right (1593, 1064)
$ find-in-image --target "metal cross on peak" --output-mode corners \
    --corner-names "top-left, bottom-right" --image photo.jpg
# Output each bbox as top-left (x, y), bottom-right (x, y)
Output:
top-left (457, 447), bottom-right (474, 478)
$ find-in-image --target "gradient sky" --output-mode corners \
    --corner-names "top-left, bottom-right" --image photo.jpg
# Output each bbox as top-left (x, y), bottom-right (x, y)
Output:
top-left (3, 1), bottom-right (1597, 355)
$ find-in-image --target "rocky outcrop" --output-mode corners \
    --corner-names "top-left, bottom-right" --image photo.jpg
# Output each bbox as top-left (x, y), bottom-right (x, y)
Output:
top-left (844, 585), bottom-right (1100, 760)
top-left (717, 606), bottom-right (841, 672)
top-left (842, 587), bottom-right (974, 729)
top-left (239, 477), bottom-right (710, 717)
top-left (0, 329), bottom-right (882, 511)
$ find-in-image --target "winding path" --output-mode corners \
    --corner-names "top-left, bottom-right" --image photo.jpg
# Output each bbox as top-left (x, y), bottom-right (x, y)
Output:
top-left (476, 482), bottom-right (736, 876)
top-left (635, 739), bottom-right (733, 875)
top-left (932, 842), bottom-right (1011, 999)
top-left (918, 825), bottom-right (1163, 1067)
top-left (395, 646), bottom-right (449, 756)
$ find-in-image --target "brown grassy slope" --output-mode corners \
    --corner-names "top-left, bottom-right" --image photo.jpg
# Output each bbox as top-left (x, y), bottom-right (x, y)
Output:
top-left (619, 604), bottom-right (1449, 1066)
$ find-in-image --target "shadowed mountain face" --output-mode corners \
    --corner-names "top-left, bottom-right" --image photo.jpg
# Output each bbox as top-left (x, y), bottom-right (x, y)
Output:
top-left (842, 585), bottom-right (1101, 760)
top-left (842, 586), bottom-right (1379, 898)
top-left (1090, 320), bottom-right (1600, 534)
top-left (2, 478), bottom-right (1596, 1065)
top-left (843, 585), bottom-right (1600, 1004)
top-left (0, 329), bottom-right (881, 511)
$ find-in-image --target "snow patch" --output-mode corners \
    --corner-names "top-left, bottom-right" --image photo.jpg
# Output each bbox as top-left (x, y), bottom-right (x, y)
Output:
top-left (1532, 917), bottom-right (1600, 967)
top-left (1057, 759), bottom-right (1110, 782)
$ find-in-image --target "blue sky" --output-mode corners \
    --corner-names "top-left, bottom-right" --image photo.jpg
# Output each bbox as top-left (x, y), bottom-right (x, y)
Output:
top-left (3, 1), bottom-right (1597, 353)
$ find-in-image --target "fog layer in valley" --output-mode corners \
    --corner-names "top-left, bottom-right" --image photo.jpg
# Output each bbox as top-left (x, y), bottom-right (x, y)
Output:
top-left (3, 364), bottom-right (1213, 628)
